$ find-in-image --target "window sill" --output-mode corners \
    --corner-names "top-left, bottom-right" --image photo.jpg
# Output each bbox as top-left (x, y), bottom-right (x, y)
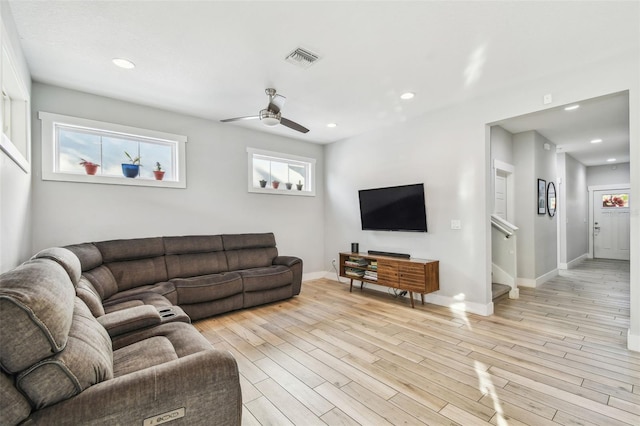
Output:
top-left (248, 186), bottom-right (315, 196)
top-left (42, 171), bottom-right (186, 189)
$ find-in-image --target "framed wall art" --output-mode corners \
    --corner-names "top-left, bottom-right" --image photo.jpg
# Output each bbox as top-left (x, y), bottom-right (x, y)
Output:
top-left (538, 179), bottom-right (546, 214)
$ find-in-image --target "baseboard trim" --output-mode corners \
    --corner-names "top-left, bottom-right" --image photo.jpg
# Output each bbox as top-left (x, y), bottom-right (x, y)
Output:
top-left (303, 271), bottom-right (329, 282)
top-left (628, 329), bottom-right (640, 352)
top-left (559, 253), bottom-right (589, 270)
top-left (517, 269), bottom-right (559, 288)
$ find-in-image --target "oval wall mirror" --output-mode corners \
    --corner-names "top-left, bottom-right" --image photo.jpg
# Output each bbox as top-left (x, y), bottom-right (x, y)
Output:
top-left (547, 182), bottom-right (557, 217)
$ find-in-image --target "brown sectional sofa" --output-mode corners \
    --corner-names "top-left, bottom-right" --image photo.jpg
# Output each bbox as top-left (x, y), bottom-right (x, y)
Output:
top-left (66, 232), bottom-right (303, 321)
top-left (0, 232), bottom-right (302, 425)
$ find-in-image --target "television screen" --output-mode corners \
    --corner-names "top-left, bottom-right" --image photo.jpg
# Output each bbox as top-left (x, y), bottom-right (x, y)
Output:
top-left (358, 183), bottom-right (427, 232)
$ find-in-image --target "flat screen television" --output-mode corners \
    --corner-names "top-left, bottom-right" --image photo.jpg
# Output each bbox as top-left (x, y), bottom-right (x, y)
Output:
top-left (358, 183), bottom-right (427, 232)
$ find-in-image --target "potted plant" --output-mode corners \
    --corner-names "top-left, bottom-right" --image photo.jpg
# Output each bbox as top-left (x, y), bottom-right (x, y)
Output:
top-left (296, 180), bottom-right (303, 191)
top-left (272, 180), bottom-right (280, 189)
top-left (79, 158), bottom-right (99, 175)
top-left (153, 162), bottom-right (165, 180)
top-left (285, 182), bottom-right (293, 190)
top-left (259, 179), bottom-right (267, 188)
top-left (122, 151), bottom-right (141, 178)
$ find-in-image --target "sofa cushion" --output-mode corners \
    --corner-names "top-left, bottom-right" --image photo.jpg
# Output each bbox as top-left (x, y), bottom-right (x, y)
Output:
top-left (83, 265), bottom-right (119, 300)
top-left (111, 321), bottom-right (213, 354)
top-left (244, 285), bottom-right (293, 308)
top-left (65, 242), bottom-right (103, 271)
top-left (95, 237), bottom-right (165, 262)
top-left (32, 247), bottom-right (82, 286)
top-left (76, 276), bottom-right (106, 317)
top-left (221, 233), bottom-right (276, 250)
top-left (165, 251), bottom-right (228, 279)
top-left (0, 259), bottom-right (75, 373)
top-left (107, 257), bottom-right (168, 292)
top-left (225, 247), bottom-right (278, 270)
top-left (103, 286), bottom-right (175, 313)
top-left (113, 336), bottom-right (178, 377)
top-left (238, 265), bottom-right (293, 292)
top-left (171, 272), bottom-right (242, 305)
top-left (0, 370), bottom-right (31, 426)
top-left (16, 298), bottom-right (113, 409)
top-left (163, 235), bottom-right (224, 254)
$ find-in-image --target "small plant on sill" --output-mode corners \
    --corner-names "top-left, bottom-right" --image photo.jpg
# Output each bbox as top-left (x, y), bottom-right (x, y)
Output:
top-left (79, 158), bottom-right (100, 175)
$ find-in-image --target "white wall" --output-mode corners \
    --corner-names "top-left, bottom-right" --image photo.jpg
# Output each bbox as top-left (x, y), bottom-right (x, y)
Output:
top-left (0, 4), bottom-right (32, 272)
top-left (558, 153), bottom-right (589, 266)
top-left (324, 52), bottom-right (638, 325)
top-left (30, 83), bottom-right (326, 273)
top-left (587, 162), bottom-right (630, 186)
top-left (512, 130), bottom-right (558, 282)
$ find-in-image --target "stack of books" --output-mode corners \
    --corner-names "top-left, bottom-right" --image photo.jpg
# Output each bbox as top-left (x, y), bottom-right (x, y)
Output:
top-left (344, 256), bottom-right (368, 267)
top-left (369, 261), bottom-right (378, 270)
top-left (345, 267), bottom-right (365, 278)
top-left (364, 270), bottom-right (378, 281)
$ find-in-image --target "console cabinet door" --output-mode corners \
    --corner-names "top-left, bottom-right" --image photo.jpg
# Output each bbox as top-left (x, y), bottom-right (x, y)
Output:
top-left (398, 263), bottom-right (426, 292)
top-left (377, 260), bottom-right (399, 287)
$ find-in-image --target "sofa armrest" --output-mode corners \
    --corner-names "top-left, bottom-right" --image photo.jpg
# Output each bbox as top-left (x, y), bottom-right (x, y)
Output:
top-left (25, 349), bottom-right (242, 426)
top-left (273, 255), bottom-right (301, 267)
top-left (273, 256), bottom-right (303, 296)
top-left (97, 305), bottom-right (162, 337)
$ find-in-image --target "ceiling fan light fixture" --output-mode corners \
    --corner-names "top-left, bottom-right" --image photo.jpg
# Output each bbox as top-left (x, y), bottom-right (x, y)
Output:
top-left (112, 58), bottom-right (135, 69)
top-left (259, 109), bottom-right (281, 127)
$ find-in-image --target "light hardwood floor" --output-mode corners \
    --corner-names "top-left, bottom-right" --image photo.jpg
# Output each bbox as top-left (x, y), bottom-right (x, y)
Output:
top-left (194, 259), bottom-right (639, 425)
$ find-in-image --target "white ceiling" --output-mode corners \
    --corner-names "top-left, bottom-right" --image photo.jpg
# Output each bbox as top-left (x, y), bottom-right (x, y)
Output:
top-left (8, 1), bottom-right (637, 165)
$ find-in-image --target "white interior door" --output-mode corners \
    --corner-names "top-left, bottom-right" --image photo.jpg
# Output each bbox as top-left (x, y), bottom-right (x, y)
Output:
top-left (495, 171), bottom-right (507, 219)
top-left (593, 190), bottom-right (630, 260)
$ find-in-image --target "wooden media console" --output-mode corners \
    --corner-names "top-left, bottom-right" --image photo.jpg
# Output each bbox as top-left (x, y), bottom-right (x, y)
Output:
top-left (339, 252), bottom-right (439, 308)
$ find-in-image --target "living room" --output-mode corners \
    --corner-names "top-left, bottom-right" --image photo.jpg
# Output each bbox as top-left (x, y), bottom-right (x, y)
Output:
top-left (0, 1), bottom-right (638, 425)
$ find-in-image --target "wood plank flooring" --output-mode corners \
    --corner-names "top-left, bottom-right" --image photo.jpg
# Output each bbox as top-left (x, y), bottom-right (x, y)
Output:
top-left (194, 259), bottom-right (639, 425)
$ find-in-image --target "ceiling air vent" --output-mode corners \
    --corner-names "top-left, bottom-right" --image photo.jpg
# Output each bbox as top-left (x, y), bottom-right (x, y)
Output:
top-left (285, 47), bottom-right (320, 69)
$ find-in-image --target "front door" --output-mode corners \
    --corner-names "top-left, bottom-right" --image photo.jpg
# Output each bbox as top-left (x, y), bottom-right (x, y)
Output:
top-left (593, 190), bottom-right (630, 260)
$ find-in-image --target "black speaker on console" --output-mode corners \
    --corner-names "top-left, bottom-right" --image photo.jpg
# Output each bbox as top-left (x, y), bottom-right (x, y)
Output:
top-left (351, 243), bottom-right (359, 253)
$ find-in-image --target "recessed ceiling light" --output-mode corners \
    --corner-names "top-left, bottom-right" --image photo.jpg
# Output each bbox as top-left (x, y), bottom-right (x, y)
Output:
top-left (112, 58), bottom-right (135, 69)
top-left (607, 158), bottom-right (616, 162)
top-left (590, 138), bottom-right (603, 144)
top-left (327, 123), bottom-right (337, 128)
top-left (564, 104), bottom-right (580, 111)
top-left (400, 92), bottom-right (415, 100)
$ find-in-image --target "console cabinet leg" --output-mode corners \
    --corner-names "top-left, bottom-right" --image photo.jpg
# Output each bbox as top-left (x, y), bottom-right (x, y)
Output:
top-left (410, 291), bottom-right (415, 308)
top-left (349, 279), bottom-right (353, 293)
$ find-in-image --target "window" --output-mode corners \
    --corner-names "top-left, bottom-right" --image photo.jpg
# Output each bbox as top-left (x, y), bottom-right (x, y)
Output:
top-left (0, 35), bottom-right (31, 173)
top-left (602, 193), bottom-right (629, 208)
top-left (247, 148), bottom-right (316, 196)
top-left (39, 112), bottom-right (187, 188)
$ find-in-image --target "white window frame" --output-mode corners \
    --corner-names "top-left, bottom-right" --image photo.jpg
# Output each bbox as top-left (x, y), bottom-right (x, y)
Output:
top-left (247, 147), bottom-right (316, 196)
top-left (39, 112), bottom-right (187, 188)
top-left (0, 24), bottom-right (31, 174)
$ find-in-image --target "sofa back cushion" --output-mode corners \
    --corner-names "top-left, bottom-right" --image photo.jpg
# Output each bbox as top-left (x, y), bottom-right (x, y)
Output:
top-left (96, 238), bottom-right (168, 292)
top-left (16, 298), bottom-right (113, 409)
top-left (32, 247), bottom-right (82, 286)
top-left (222, 233), bottom-right (278, 270)
top-left (164, 235), bottom-right (228, 279)
top-left (65, 242), bottom-right (104, 271)
top-left (76, 276), bottom-right (106, 317)
top-left (0, 258), bottom-right (76, 373)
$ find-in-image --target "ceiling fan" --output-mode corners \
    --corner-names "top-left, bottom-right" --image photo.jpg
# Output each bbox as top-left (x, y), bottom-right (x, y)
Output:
top-left (220, 88), bottom-right (309, 133)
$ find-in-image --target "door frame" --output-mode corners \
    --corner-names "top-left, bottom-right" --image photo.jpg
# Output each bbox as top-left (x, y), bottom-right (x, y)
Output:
top-left (588, 183), bottom-right (630, 259)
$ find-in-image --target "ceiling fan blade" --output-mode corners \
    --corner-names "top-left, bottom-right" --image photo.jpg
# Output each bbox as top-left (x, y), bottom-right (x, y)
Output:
top-left (280, 117), bottom-right (309, 133)
top-left (268, 94), bottom-right (286, 114)
top-left (220, 115), bottom-right (260, 123)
